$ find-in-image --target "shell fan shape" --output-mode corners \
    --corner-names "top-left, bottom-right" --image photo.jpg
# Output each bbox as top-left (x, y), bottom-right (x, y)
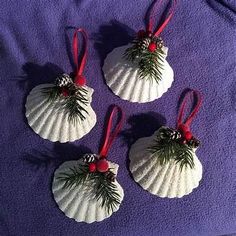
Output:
top-left (129, 130), bottom-right (203, 198)
top-left (103, 44), bottom-right (174, 103)
top-left (52, 160), bottom-right (124, 223)
top-left (25, 84), bottom-right (96, 143)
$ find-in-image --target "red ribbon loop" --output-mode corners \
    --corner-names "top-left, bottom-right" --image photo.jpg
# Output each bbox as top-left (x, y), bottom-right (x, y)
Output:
top-left (177, 90), bottom-right (203, 135)
top-left (147, 0), bottom-right (177, 37)
top-left (72, 28), bottom-right (88, 86)
top-left (99, 106), bottom-right (124, 158)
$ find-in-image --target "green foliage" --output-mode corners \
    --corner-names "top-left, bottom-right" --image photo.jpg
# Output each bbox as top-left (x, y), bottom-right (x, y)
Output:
top-left (148, 136), bottom-right (195, 171)
top-left (124, 39), bottom-right (144, 62)
top-left (42, 85), bottom-right (89, 124)
top-left (57, 164), bottom-right (90, 189)
top-left (124, 39), bottom-right (165, 83)
top-left (57, 164), bottom-right (121, 214)
top-left (93, 173), bottom-right (121, 214)
top-left (42, 86), bottom-right (61, 102)
top-left (139, 48), bottom-right (165, 83)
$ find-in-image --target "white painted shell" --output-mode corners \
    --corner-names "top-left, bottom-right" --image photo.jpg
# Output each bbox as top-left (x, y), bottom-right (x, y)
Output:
top-left (129, 130), bottom-right (203, 198)
top-left (52, 160), bottom-right (124, 223)
top-left (25, 84), bottom-right (96, 143)
top-left (103, 44), bottom-right (174, 103)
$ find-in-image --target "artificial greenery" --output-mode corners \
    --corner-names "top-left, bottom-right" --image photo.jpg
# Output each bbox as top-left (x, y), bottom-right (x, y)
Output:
top-left (124, 38), bottom-right (165, 83)
top-left (42, 85), bottom-right (89, 124)
top-left (148, 128), bottom-right (195, 170)
top-left (57, 164), bottom-right (121, 214)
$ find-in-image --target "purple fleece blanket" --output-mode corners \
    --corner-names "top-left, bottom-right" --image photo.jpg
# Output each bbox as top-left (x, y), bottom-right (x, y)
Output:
top-left (0, 0), bottom-right (235, 235)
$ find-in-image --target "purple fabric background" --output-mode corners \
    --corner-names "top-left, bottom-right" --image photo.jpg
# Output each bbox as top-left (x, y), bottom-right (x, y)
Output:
top-left (0, 0), bottom-right (236, 235)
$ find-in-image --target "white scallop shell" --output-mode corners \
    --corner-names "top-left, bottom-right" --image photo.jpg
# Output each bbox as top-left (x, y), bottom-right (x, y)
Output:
top-left (52, 160), bottom-right (124, 223)
top-left (103, 44), bottom-right (174, 103)
top-left (129, 129), bottom-right (203, 198)
top-left (25, 84), bottom-right (97, 143)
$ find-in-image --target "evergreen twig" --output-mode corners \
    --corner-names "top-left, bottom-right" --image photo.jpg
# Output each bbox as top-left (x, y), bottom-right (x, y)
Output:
top-left (58, 164), bottom-right (90, 189)
top-left (57, 164), bottom-right (121, 213)
top-left (124, 39), bottom-right (165, 83)
top-left (148, 136), bottom-right (195, 171)
top-left (42, 85), bottom-right (89, 124)
top-left (139, 49), bottom-right (165, 83)
top-left (124, 39), bottom-right (143, 62)
top-left (42, 86), bottom-right (61, 103)
top-left (94, 173), bottom-right (121, 214)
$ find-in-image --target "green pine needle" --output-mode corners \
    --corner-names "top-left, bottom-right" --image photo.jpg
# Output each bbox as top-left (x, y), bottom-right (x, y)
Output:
top-left (94, 174), bottom-right (121, 214)
top-left (42, 86), bottom-right (61, 103)
top-left (124, 40), bottom-right (165, 83)
top-left (139, 49), bottom-right (165, 83)
top-left (124, 39), bottom-right (143, 62)
top-left (57, 164), bottom-right (121, 214)
top-left (58, 164), bottom-right (90, 189)
top-left (42, 85), bottom-right (89, 124)
top-left (148, 138), bottom-right (195, 171)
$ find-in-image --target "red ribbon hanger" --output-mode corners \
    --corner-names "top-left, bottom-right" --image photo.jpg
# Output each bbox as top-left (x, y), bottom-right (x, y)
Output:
top-left (99, 106), bottom-right (125, 158)
top-left (146, 0), bottom-right (177, 37)
top-left (72, 28), bottom-right (88, 86)
top-left (177, 90), bottom-right (203, 140)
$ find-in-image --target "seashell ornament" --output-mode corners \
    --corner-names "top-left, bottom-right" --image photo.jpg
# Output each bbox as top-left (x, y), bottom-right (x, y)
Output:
top-left (129, 90), bottom-right (203, 198)
top-left (103, 1), bottom-right (177, 103)
top-left (25, 28), bottom-right (96, 142)
top-left (52, 106), bottom-right (125, 223)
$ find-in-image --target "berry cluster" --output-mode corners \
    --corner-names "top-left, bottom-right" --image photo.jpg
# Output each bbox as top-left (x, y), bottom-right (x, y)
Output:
top-left (137, 29), bottom-right (164, 53)
top-left (83, 153), bottom-right (116, 181)
top-left (159, 126), bottom-right (200, 149)
top-left (177, 124), bottom-right (200, 148)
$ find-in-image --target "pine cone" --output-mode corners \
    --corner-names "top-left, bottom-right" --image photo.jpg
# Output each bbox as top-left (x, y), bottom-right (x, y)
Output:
top-left (188, 137), bottom-right (200, 148)
top-left (153, 37), bottom-right (164, 48)
top-left (139, 38), bottom-right (151, 50)
top-left (159, 127), bottom-right (181, 140)
top-left (83, 153), bottom-right (98, 163)
top-left (169, 130), bottom-right (181, 140)
top-left (55, 74), bottom-right (73, 87)
top-left (104, 170), bottom-right (116, 182)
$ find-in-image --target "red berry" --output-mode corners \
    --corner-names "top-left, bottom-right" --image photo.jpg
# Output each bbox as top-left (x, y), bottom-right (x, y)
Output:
top-left (137, 30), bottom-right (146, 38)
top-left (75, 75), bottom-right (86, 86)
top-left (96, 159), bottom-right (109, 173)
top-left (148, 42), bottom-right (157, 52)
top-left (185, 131), bottom-right (193, 141)
top-left (89, 163), bottom-right (96, 172)
top-left (62, 88), bottom-right (69, 97)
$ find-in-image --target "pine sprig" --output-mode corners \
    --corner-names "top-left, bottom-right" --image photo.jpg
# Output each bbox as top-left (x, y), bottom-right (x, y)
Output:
top-left (148, 136), bottom-right (195, 171)
top-left (42, 86), bottom-right (61, 103)
top-left (124, 38), bottom-right (165, 83)
top-left (58, 164), bottom-right (89, 189)
top-left (57, 164), bottom-right (121, 214)
top-left (42, 85), bottom-right (89, 124)
top-left (148, 139), bottom-right (176, 165)
top-left (62, 87), bottom-right (89, 124)
top-left (139, 49), bottom-right (165, 83)
top-left (175, 146), bottom-right (195, 170)
top-left (94, 173), bottom-right (121, 214)
top-left (124, 39), bottom-right (143, 62)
